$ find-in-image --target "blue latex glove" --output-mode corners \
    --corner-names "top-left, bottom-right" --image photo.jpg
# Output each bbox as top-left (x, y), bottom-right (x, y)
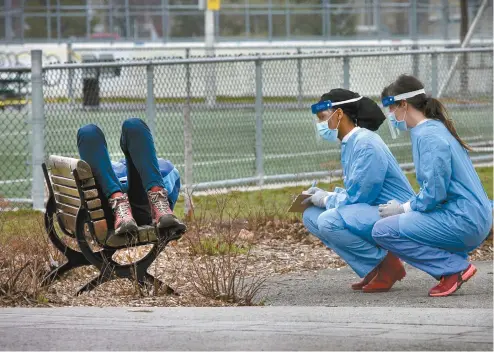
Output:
top-left (378, 199), bottom-right (404, 218)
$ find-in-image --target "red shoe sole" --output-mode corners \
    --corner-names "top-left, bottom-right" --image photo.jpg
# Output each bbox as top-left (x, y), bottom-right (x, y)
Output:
top-left (461, 265), bottom-right (477, 282)
top-left (362, 274), bottom-right (406, 293)
top-left (362, 287), bottom-right (392, 293)
top-left (429, 266), bottom-right (478, 297)
top-left (361, 269), bottom-right (407, 293)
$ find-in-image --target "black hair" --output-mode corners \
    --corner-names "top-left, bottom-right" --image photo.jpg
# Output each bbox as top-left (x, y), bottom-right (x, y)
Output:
top-left (381, 74), bottom-right (470, 151)
top-left (320, 88), bottom-right (385, 132)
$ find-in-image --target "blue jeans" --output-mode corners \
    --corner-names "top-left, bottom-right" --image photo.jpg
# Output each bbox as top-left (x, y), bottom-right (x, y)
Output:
top-left (77, 118), bottom-right (165, 226)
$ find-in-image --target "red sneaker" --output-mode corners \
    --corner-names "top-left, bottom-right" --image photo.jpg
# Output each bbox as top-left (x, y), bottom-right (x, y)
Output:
top-left (147, 187), bottom-right (184, 230)
top-left (108, 193), bottom-right (138, 235)
top-left (428, 264), bottom-right (477, 297)
top-left (351, 267), bottom-right (378, 290)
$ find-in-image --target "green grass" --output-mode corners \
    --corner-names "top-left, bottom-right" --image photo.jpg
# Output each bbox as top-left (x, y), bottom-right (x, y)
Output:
top-left (190, 236), bottom-right (250, 256)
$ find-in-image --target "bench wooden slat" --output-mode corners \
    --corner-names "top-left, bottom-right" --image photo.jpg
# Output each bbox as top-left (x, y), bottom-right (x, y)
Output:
top-left (51, 175), bottom-right (96, 189)
top-left (57, 213), bottom-right (76, 234)
top-left (52, 184), bottom-right (99, 200)
top-left (92, 219), bottom-right (108, 239)
top-left (47, 156), bottom-right (93, 180)
top-left (55, 193), bottom-right (102, 210)
top-left (58, 213), bottom-right (110, 239)
top-left (50, 167), bottom-right (76, 180)
top-left (56, 203), bottom-right (105, 220)
top-left (87, 198), bottom-right (103, 209)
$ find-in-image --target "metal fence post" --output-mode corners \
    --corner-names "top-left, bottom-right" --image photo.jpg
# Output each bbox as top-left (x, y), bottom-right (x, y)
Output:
top-left (255, 59), bottom-right (264, 186)
top-left (343, 56), bottom-right (350, 89)
top-left (146, 65), bottom-right (156, 137)
top-left (183, 59), bottom-right (193, 217)
top-left (205, 9), bottom-right (216, 107)
top-left (441, 0), bottom-right (449, 40)
top-left (412, 49), bottom-right (419, 77)
top-left (67, 41), bottom-right (74, 105)
top-left (125, 0), bottom-right (131, 38)
top-left (326, 0), bottom-right (331, 37)
top-left (30, 50), bottom-right (45, 210)
top-left (297, 48), bottom-right (303, 109)
top-left (431, 52), bottom-right (438, 97)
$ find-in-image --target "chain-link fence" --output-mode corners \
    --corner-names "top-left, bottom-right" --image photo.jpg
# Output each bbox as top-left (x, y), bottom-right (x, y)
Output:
top-left (0, 46), bottom-right (492, 209)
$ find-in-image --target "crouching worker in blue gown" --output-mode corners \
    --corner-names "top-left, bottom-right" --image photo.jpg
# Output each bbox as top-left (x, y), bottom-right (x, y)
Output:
top-left (302, 89), bottom-right (415, 292)
top-left (373, 75), bottom-right (492, 297)
top-left (77, 117), bottom-right (185, 240)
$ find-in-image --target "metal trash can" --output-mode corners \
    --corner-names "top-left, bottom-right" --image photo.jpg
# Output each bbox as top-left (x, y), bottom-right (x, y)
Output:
top-left (82, 54), bottom-right (100, 107)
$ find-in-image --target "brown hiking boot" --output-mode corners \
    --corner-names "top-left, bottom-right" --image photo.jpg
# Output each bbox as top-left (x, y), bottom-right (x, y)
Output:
top-left (109, 193), bottom-right (138, 236)
top-left (147, 187), bottom-right (185, 231)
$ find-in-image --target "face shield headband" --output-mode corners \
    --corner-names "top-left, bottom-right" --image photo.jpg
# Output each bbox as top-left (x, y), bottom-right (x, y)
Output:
top-left (381, 89), bottom-right (426, 108)
top-left (311, 96), bottom-right (363, 114)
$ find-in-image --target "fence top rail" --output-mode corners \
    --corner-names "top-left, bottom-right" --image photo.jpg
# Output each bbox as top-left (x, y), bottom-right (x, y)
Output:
top-left (0, 67), bottom-right (31, 73)
top-left (70, 39), bottom-right (493, 52)
top-left (41, 47), bottom-right (493, 70)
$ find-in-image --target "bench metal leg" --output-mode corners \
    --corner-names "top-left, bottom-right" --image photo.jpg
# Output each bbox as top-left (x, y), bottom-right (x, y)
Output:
top-left (76, 267), bottom-right (114, 296)
top-left (75, 263), bottom-right (177, 296)
top-left (73, 208), bottom-right (181, 296)
top-left (142, 273), bottom-right (177, 295)
top-left (42, 196), bottom-right (92, 286)
top-left (41, 251), bottom-right (89, 286)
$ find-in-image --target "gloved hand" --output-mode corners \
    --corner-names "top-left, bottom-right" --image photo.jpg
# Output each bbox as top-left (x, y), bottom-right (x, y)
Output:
top-left (302, 190), bottom-right (329, 208)
top-left (302, 186), bottom-right (325, 195)
top-left (378, 200), bottom-right (405, 218)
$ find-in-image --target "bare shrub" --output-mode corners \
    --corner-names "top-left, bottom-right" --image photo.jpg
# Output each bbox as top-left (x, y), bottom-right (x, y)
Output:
top-left (183, 191), bottom-right (266, 305)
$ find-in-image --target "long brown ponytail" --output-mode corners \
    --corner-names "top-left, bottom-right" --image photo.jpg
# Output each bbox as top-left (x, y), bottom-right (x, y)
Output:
top-left (381, 74), bottom-right (471, 151)
top-left (424, 97), bottom-right (471, 151)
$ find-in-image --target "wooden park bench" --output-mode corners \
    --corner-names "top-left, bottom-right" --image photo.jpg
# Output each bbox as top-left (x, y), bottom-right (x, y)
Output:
top-left (41, 155), bottom-right (186, 295)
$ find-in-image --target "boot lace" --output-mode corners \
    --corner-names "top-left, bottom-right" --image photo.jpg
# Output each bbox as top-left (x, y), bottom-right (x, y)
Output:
top-left (149, 190), bottom-right (170, 213)
top-left (110, 195), bottom-right (132, 219)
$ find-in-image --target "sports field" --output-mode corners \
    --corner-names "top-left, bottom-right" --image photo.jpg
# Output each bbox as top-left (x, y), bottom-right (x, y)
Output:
top-left (0, 102), bottom-right (492, 201)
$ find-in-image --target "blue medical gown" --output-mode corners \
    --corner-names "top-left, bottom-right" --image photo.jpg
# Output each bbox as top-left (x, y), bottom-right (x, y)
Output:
top-left (398, 120), bottom-right (492, 251)
top-left (327, 128), bottom-right (415, 235)
top-left (111, 158), bottom-right (181, 210)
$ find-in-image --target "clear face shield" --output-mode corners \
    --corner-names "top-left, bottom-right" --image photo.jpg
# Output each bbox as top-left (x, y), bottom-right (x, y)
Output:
top-left (381, 89), bottom-right (426, 139)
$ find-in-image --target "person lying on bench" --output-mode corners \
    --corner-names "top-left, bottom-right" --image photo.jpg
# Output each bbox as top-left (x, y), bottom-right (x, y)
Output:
top-left (77, 117), bottom-right (184, 237)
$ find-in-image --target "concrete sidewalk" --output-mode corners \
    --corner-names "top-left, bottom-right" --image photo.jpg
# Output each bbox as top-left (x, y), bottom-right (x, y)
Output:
top-left (0, 306), bottom-right (492, 351)
top-left (260, 260), bottom-right (493, 308)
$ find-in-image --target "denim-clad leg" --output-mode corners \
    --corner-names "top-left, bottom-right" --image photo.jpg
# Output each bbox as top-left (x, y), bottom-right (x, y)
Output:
top-left (119, 118), bottom-right (165, 225)
top-left (303, 206), bottom-right (387, 278)
top-left (119, 118), bottom-right (165, 193)
top-left (77, 124), bottom-right (122, 198)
